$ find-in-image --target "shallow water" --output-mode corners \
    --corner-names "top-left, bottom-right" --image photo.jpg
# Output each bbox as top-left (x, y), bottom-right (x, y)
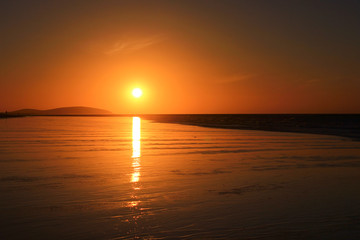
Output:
top-left (1, 117), bottom-right (360, 239)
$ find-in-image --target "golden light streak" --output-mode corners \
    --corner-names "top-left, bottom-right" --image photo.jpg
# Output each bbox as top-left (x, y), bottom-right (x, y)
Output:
top-left (131, 117), bottom-right (141, 184)
top-left (127, 117), bottom-right (142, 214)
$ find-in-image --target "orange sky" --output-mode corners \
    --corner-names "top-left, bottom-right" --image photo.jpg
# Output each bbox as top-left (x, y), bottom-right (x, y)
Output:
top-left (1, 1), bottom-right (360, 113)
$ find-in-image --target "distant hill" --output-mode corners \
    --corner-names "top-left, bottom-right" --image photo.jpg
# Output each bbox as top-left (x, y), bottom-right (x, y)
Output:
top-left (9, 106), bottom-right (112, 116)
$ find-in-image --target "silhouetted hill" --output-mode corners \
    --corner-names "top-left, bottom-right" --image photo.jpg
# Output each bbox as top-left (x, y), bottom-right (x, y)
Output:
top-left (9, 106), bottom-right (112, 116)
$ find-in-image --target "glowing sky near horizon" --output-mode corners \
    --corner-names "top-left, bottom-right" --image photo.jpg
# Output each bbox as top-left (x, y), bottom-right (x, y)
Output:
top-left (1, 0), bottom-right (360, 113)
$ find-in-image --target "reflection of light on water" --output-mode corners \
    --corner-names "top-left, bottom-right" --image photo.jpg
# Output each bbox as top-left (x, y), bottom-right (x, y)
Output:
top-left (132, 117), bottom-right (141, 158)
top-left (128, 116), bottom-right (142, 232)
top-left (132, 140), bottom-right (141, 158)
top-left (128, 200), bottom-right (140, 207)
top-left (131, 171), bottom-right (140, 183)
top-left (131, 117), bottom-right (141, 184)
top-left (132, 117), bottom-right (141, 141)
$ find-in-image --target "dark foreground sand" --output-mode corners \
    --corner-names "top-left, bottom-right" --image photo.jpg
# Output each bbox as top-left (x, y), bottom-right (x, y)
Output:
top-left (143, 114), bottom-right (360, 140)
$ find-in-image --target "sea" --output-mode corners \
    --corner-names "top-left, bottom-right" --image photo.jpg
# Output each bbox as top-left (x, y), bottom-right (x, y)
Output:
top-left (1, 116), bottom-right (360, 239)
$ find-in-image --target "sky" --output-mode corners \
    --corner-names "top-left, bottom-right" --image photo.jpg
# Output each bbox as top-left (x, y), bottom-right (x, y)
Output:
top-left (1, 0), bottom-right (360, 113)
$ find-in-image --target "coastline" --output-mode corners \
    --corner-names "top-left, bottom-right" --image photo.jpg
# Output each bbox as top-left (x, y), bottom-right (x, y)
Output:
top-left (0, 114), bottom-right (25, 119)
top-left (2, 113), bottom-right (359, 141)
top-left (142, 114), bottom-right (360, 141)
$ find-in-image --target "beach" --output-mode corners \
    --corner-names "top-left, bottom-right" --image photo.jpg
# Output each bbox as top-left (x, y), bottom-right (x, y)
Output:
top-left (143, 114), bottom-right (360, 140)
top-left (1, 116), bottom-right (360, 239)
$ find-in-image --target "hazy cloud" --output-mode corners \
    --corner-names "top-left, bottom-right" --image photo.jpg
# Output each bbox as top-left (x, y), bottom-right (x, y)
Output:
top-left (105, 35), bottom-right (165, 55)
top-left (218, 73), bottom-right (256, 84)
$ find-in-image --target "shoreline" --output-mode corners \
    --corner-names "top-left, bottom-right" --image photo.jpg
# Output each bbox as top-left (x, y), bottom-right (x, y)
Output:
top-left (171, 122), bottom-right (360, 141)
top-left (2, 114), bottom-right (359, 141)
top-left (142, 114), bottom-right (360, 141)
top-left (0, 114), bottom-right (25, 119)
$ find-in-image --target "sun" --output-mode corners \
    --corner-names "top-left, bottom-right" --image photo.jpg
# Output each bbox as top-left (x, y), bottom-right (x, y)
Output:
top-left (132, 88), bottom-right (143, 98)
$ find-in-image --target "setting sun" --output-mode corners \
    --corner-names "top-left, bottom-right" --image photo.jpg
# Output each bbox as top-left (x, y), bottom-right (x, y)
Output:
top-left (132, 88), bottom-right (143, 98)
top-left (2, 1), bottom-right (360, 239)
